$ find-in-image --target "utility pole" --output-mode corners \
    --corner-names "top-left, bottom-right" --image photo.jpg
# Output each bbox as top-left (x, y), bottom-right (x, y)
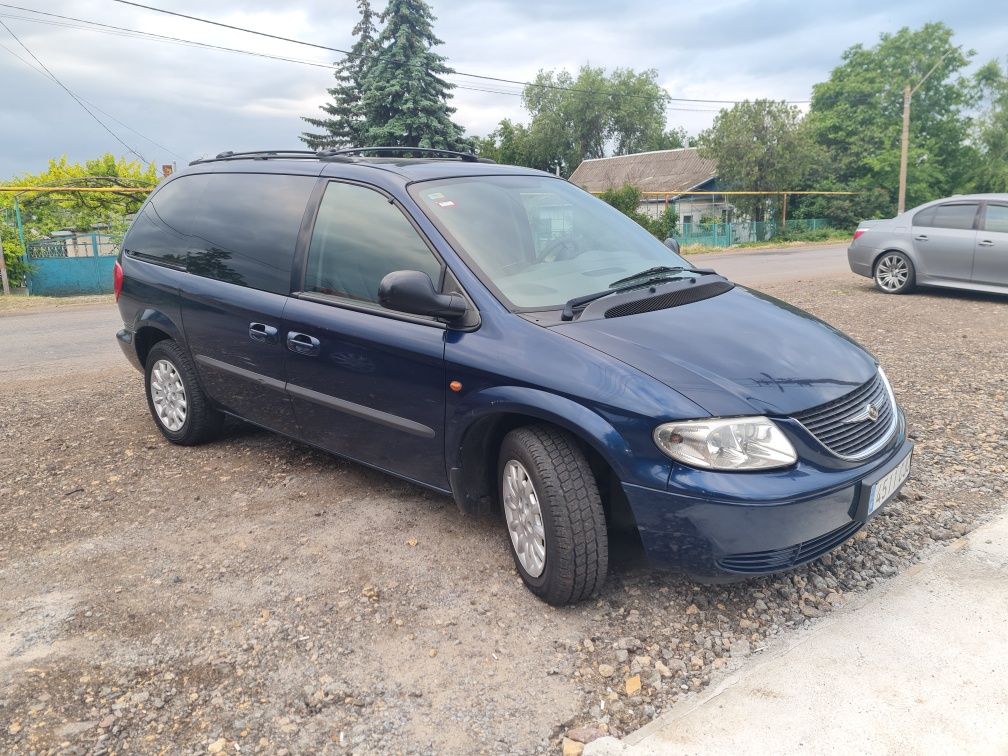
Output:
top-left (0, 222), bottom-right (9, 296)
top-left (897, 46), bottom-right (958, 214)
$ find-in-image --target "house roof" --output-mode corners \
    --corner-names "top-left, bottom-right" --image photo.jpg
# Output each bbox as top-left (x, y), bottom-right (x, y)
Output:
top-left (568, 148), bottom-right (717, 194)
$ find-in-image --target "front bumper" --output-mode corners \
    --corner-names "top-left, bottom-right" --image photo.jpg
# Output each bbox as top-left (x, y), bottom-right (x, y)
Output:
top-left (623, 435), bottom-right (914, 579)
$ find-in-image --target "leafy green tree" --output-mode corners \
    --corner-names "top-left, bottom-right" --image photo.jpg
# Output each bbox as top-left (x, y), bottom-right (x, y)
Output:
top-left (516, 66), bottom-right (672, 175)
top-left (806, 23), bottom-right (975, 215)
top-left (697, 100), bottom-right (818, 221)
top-left (359, 0), bottom-right (467, 150)
top-left (970, 59), bottom-right (1008, 192)
top-left (300, 0), bottom-right (377, 150)
top-left (598, 184), bottom-right (678, 239)
top-left (1, 154), bottom-right (156, 287)
top-left (2, 154), bottom-right (156, 238)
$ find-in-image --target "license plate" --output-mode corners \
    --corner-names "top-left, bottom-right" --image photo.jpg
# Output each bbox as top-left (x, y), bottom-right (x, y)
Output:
top-left (868, 448), bottom-right (913, 516)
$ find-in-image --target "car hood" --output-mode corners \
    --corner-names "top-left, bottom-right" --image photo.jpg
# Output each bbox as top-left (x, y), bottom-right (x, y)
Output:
top-left (552, 286), bottom-right (877, 417)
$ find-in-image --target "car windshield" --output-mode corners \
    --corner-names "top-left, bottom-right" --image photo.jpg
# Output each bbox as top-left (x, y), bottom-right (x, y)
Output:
top-left (410, 175), bottom-right (691, 309)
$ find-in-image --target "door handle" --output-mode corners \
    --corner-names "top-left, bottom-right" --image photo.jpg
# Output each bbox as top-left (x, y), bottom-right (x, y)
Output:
top-left (249, 322), bottom-right (279, 344)
top-left (287, 331), bottom-right (320, 356)
top-left (978, 239), bottom-right (994, 247)
top-left (914, 234), bottom-right (928, 241)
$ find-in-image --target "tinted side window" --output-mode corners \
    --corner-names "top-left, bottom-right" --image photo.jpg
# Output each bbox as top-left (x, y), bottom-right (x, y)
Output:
top-left (187, 173), bottom-right (316, 295)
top-left (123, 177), bottom-right (204, 267)
top-left (926, 203), bottom-right (979, 230)
top-left (984, 204), bottom-right (1008, 233)
top-left (303, 182), bottom-right (443, 305)
top-left (912, 207), bottom-right (935, 227)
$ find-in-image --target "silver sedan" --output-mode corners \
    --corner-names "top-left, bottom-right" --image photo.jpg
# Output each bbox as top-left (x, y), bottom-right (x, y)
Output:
top-left (848, 193), bottom-right (1008, 295)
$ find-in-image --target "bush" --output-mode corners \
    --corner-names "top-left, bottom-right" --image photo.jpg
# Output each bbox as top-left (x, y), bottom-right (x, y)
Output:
top-left (2, 231), bottom-right (29, 287)
top-left (598, 184), bottom-right (677, 240)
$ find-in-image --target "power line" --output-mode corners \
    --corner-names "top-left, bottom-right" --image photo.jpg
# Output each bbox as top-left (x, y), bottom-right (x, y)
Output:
top-left (107, 0), bottom-right (809, 106)
top-left (0, 5), bottom-right (338, 70)
top-left (0, 19), bottom-right (147, 161)
top-left (0, 31), bottom-right (179, 158)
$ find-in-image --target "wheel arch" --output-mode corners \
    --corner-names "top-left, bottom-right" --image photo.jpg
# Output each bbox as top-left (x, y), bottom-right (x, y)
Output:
top-left (131, 309), bottom-right (185, 367)
top-left (446, 388), bottom-right (637, 528)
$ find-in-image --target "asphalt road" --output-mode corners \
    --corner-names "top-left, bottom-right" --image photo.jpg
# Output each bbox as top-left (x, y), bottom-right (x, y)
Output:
top-left (0, 243), bottom-right (852, 378)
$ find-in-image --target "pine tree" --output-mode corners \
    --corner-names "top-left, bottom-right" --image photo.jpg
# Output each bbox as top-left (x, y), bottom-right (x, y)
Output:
top-left (359, 0), bottom-right (468, 150)
top-left (299, 0), bottom-right (376, 150)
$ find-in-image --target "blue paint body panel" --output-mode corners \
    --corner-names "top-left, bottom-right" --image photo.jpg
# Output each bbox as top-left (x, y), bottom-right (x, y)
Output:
top-left (114, 156), bottom-right (914, 581)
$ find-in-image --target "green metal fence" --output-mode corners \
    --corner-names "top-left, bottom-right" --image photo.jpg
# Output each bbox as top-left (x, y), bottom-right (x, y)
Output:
top-left (24, 231), bottom-right (124, 295)
top-left (673, 218), bottom-right (829, 248)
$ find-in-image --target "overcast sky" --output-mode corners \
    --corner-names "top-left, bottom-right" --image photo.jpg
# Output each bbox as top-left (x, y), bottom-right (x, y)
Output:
top-left (0, 0), bottom-right (1003, 177)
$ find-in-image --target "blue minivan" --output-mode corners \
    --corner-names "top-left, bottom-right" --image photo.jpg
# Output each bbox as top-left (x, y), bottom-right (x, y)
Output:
top-left (115, 148), bottom-right (913, 605)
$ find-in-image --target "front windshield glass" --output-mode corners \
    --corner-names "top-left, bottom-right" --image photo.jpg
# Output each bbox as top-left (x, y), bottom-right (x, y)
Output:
top-left (410, 175), bottom-right (691, 309)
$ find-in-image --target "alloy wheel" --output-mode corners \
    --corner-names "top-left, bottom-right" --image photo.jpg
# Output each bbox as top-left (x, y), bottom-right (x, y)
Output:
top-left (502, 459), bottom-right (547, 577)
top-left (150, 358), bottom-right (188, 432)
top-left (876, 254), bottom-right (909, 292)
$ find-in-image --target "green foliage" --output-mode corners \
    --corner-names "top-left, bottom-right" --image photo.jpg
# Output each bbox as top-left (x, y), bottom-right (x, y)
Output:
top-left (1, 154), bottom-right (156, 244)
top-left (2, 229), bottom-right (29, 287)
top-left (597, 184), bottom-right (677, 239)
top-left (970, 59), bottom-right (1008, 192)
top-left (806, 23), bottom-right (976, 215)
top-left (479, 66), bottom-right (673, 174)
top-left (300, 0), bottom-right (377, 150)
top-left (358, 0), bottom-right (468, 150)
top-left (697, 100), bottom-right (818, 222)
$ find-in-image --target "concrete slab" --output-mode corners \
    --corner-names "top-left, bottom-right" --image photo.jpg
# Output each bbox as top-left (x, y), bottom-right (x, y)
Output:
top-left (589, 507), bottom-right (1008, 756)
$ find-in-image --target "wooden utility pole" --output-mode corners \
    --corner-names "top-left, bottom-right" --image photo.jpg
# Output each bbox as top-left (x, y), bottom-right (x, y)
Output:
top-left (897, 84), bottom-right (911, 215)
top-left (897, 46), bottom-right (958, 215)
top-left (0, 223), bottom-right (9, 295)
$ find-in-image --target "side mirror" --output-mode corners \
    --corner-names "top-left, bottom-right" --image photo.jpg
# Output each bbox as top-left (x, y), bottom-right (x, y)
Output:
top-left (378, 270), bottom-right (468, 321)
top-left (663, 237), bottom-right (681, 254)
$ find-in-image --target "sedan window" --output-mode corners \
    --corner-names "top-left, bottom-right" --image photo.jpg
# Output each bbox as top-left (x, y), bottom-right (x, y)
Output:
top-left (983, 204), bottom-right (1008, 233)
top-left (922, 203), bottom-right (979, 230)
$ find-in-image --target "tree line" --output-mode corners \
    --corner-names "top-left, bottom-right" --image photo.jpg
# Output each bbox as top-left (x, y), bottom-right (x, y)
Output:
top-left (302, 6), bottom-right (1007, 226)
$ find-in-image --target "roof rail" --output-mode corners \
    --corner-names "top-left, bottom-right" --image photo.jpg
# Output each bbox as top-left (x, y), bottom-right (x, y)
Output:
top-left (189, 150), bottom-right (353, 166)
top-left (321, 146), bottom-right (492, 163)
top-left (187, 146), bottom-right (494, 167)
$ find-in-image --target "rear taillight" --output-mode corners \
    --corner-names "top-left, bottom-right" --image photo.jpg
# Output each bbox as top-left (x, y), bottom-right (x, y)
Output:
top-left (113, 260), bottom-right (124, 301)
top-left (852, 229), bottom-right (866, 242)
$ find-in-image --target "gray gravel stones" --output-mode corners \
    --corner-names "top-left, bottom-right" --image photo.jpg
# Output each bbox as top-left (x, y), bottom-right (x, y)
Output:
top-left (1, 275), bottom-right (1006, 754)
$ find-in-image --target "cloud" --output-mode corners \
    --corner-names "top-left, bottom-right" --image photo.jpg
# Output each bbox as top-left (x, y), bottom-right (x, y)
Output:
top-left (0, 0), bottom-right (1002, 176)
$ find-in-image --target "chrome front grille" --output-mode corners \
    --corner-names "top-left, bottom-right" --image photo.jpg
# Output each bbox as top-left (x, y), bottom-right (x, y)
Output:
top-left (793, 371), bottom-right (897, 460)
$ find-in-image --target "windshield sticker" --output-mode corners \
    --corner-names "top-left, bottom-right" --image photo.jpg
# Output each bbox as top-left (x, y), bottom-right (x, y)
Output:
top-left (437, 200), bottom-right (456, 208)
top-left (427, 192), bottom-right (445, 200)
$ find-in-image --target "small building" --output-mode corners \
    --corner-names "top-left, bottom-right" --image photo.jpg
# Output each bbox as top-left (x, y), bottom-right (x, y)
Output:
top-left (568, 148), bottom-right (730, 226)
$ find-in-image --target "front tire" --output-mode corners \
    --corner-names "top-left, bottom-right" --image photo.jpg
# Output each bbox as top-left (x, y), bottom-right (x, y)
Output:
top-left (498, 426), bottom-right (608, 605)
top-left (144, 340), bottom-right (223, 445)
top-left (874, 251), bottom-right (916, 294)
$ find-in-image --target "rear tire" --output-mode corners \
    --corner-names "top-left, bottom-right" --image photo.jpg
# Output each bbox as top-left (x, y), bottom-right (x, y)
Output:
top-left (498, 425), bottom-right (608, 605)
top-left (874, 251), bottom-right (916, 294)
top-left (144, 340), bottom-right (223, 445)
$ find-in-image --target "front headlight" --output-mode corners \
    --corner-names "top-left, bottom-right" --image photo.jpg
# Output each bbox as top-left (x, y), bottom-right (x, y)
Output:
top-left (654, 416), bottom-right (797, 471)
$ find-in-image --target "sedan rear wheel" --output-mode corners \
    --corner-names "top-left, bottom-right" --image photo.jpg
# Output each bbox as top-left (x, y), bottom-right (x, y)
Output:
top-left (874, 252), bottom-right (916, 294)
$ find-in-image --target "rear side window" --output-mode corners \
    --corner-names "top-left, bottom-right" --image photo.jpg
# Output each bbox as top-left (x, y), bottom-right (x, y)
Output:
top-left (186, 173), bottom-right (316, 295)
top-left (984, 204), bottom-right (1008, 233)
top-left (917, 203), bottom-right (979, 230)
top-left (303, 182), bottom-right (443, 305)
top-left (123, 177), bottom-right (202, 267)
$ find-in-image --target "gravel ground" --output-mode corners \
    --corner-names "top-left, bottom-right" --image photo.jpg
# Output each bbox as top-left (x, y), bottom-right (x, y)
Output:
top-left (1, 275), bottom-right (1006, 754)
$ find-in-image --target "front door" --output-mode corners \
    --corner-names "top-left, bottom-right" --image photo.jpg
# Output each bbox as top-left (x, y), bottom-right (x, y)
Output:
top-left (910, 202), bottom-right (979, 283)
top-left (283, 180), bottom-right (449, 489)
top-left (973, 202), bottom-right (1008, 287)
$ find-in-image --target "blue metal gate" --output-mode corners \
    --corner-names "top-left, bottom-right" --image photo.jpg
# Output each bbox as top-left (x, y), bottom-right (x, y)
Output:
top-left (25, 233), bottom-right (121, 296)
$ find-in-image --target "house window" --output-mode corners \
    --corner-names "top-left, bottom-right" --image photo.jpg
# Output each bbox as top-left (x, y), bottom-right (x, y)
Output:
top-left (683, 214), bottom-right (693, 226)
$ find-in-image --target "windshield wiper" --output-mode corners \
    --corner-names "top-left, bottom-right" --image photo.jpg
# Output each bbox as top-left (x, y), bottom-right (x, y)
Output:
top-left (608, 265), bottom-right (714, 288)
top-left (560, 266), bottom-right (720, 321)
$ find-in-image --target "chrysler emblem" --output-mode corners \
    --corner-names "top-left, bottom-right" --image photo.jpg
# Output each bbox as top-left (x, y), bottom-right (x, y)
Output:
top-left (843, 402), bottom-right (880, 424)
